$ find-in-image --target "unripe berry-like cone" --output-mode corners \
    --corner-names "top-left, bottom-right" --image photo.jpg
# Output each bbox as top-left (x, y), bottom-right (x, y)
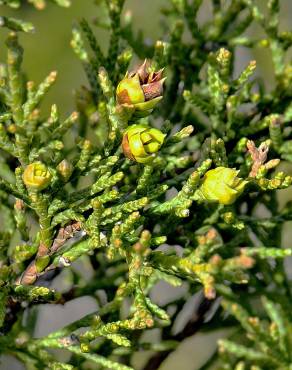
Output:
top-left (23, 162), bottom-right (52, 191)
top-left (122, 124), bottom-right (166, 164)
top-left (57, 159), bottom-right (73, 181)
top-left (195, 167), bottom-right (248, 205)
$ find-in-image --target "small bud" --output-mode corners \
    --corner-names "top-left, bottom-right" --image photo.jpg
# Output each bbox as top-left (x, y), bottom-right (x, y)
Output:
top-left (222, 211), bottom-right (235, 224)
top-left (124, 10), bottom-right (132, 25)
top-left (80, 342), bottom-right (90, 353)
top-left (116, 60), bottom-right (165, 117)
top-left (23, 162), bottom-right (52, 191)
top-left (196, 167), bottom-right (248, 205)
top-left (14, 199), bottom-right (24, 210)
top-left (7, 124), bottom-right (17, 133)
top-left (122, 124), bottom-right (166, 164)
top-left (15, 332), bottom-right (30, 346)
top-left (91, 199), bottom-right (102, 210)
top-left (57, 159), bottom-right (73, 182)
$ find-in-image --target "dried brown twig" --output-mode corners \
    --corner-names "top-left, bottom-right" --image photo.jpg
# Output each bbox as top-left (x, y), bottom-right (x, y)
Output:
top-left (247, 140), bottom-right (269, 177)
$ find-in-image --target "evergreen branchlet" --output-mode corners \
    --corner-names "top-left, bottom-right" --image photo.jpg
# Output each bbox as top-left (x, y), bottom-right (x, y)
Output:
top-left (0, 0), bottom-right (291, 369)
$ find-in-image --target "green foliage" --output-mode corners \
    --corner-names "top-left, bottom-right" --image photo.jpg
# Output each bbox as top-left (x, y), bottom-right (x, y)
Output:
top-left (0, 0), bottom-right (292, 369)
top-left (219, 297), bottom-right (292, 369)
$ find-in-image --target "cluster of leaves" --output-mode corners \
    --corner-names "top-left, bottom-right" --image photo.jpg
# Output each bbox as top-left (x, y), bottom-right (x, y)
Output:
top-left (0, 0), bottom-right (291, 369)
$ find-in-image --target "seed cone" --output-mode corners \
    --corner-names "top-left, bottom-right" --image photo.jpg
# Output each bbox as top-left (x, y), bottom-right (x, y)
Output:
top-left (23, 162), bottom-right (52, 191)
top-left (116, 60), bottom-right (165, 118)
top-left (195, 167), bottom-right (248, 205)
top-left (122, 124), bottom-right (166, 164)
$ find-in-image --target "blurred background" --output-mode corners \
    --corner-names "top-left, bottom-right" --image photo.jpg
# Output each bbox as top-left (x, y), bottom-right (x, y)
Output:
top-left (0, 1), bottom-right (291, 369)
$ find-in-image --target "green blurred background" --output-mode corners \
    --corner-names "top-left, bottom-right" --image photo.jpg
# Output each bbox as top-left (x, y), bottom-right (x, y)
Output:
top-left (0, 1), bottom-right (291, 369)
